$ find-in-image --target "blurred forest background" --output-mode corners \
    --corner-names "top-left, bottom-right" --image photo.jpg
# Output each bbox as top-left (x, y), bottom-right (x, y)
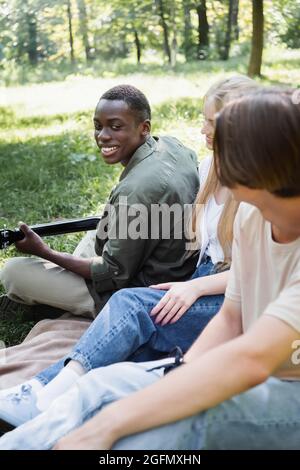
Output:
top-left (0, 0), bottom-right (299, 83)
top-left (0, 0), bottom-right (299, 344)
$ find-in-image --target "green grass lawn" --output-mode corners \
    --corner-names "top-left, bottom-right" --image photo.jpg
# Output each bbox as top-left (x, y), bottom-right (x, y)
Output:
top-left (0, 48), bottom-right (299, 346)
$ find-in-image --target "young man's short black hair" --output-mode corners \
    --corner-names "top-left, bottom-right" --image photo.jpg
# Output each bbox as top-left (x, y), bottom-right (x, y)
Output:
top-left (100, 85), bottom-right (151, 123)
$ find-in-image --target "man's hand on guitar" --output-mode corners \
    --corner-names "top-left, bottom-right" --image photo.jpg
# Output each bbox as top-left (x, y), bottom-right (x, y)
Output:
top-left (15, 223), bottom-right (50, 257)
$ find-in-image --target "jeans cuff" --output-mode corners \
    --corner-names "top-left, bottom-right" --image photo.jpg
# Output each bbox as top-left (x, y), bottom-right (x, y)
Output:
top-left (67, 351), bottom-right (92, 372)
top-left (35, 374), bottom-right (51, 386)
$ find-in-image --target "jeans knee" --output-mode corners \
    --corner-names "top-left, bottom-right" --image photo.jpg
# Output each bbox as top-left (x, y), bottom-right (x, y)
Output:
top-left (113, 288), bottom-right (144, 306)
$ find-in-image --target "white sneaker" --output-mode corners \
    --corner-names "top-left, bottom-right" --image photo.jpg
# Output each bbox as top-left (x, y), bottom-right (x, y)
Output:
top-left (0, 384), bottom-right (40, 430)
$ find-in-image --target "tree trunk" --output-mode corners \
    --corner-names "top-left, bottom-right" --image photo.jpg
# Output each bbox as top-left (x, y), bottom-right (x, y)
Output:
top-left (231, 0), bottom-right (239, 40)
top-left (27, 12), bottom-right (38, 65)
top-left (76, 0), bottom-right (92, 61)
top-left (67, 0), bottom-right (75, 64)
top-left (196, 0), bottom-right (209, 59)
top-left (156, 0), bottom-right (171, 64)
top-left (134, 29), bottom-right (141, 64)
top-left (171, 36), bottom-right (177, 68)
top-left (182, 0), bottom-right (194, 61)
top-left (222, 0), bottom-right (234, 60)
top-left (248, 0), bottom-right (264, 77)
top-left (170, 1), bottom-right (177, 67)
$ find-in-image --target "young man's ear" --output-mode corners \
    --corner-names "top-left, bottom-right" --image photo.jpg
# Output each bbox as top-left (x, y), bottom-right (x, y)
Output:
top-left (140, 120), bottom-right (151, 136)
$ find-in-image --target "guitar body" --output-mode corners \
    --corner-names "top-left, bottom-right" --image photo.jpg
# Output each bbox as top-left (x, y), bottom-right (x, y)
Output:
top-left (0, 216), bottom-right (101, 250)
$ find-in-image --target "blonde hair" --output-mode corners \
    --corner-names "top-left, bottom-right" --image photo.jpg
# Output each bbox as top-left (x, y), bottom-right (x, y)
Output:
top-left (191, 75), bottom-right (257, 267)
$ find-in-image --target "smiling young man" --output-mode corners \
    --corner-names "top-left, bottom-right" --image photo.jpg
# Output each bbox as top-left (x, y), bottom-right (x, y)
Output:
top-left (94, 95), bottom-right (148, 166)
top-left (0, 85), bottom-right (199, 319)
top-left (1, 87), bottom-right (299, 450)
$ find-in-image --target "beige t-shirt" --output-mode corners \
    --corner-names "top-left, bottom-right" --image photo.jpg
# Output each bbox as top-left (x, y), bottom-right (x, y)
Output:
top-left (226, 203), bottom-right (300, 379)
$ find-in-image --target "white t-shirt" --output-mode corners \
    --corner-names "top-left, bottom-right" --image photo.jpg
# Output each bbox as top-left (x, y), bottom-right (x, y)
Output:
top-left (205, 196), bottom-right (224, 263)
top-left (226, 203), bottom-right (300, 379)
top-left (197, 156), bottom-right (225, 265)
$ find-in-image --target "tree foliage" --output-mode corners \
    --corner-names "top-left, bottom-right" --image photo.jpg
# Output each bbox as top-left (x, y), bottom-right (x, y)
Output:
top-left (0, 0), bottom-right (298, 71)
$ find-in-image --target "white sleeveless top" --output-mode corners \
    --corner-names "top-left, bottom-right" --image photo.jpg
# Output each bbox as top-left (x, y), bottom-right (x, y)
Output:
top-left (197, 156), bottom-right (225, 266)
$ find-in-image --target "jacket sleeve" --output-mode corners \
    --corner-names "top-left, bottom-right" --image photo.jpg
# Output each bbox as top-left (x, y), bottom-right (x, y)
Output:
top-left (90, 198), bottom-right (153, 293)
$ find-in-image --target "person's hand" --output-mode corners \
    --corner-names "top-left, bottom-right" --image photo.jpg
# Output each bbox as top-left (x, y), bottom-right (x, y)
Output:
top-left (15, 223), bottom-right (50, 257)
top-left (149, 280), bottom-right (200, 325)
top-left (52, 421), bottom-right (114, 450)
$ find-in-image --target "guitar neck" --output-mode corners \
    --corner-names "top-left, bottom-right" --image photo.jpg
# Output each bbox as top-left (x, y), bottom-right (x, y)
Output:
top-left (14, 216), bottom-right (101, 241)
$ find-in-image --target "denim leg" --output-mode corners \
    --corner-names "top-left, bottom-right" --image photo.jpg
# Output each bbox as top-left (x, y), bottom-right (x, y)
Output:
top-left (68, 289), bottom-right (168, 369)
top-left (22, 369), bottom-right (300, 450)
top-left (114, 416), bottom-right (201, 450)
top-left (190, 257), bottom-right (215, 279)
top-left (36, 287), bottom-right (165, 384)
top-left (130, 259), bottom-right (224, 360)
top-left (0, 360), bottom-right (168, 450)
top-left (36, 259), bottom-right (223, 385)
top-left (114, 377), bottom-right (300, 450)
top-left (149, 293), bottom-right (223, 353)
top-left (197, 377), bottom-right (300, 449)
top-left (5, 373), bottom-right (300, 450)
top-left (51, 287), bottom-right (221, 378)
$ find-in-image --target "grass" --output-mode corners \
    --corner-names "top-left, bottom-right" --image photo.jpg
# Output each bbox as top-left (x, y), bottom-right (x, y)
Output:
top-left (1, 46), bottom-right (299, 87)
top-left (0, 48), bottom-right (299, 346)
top-left (0, 313), bottom-right (35, 347)
top-left (0, 51), bottom-right (254, 87)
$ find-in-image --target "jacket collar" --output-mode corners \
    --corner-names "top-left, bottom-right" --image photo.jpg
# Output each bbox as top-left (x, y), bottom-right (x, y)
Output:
top-left (120, 136), bottom-right (158, 181)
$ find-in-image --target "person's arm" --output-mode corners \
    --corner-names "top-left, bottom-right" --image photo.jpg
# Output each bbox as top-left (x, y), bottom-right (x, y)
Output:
top-left (150, 270), bottom-right (229, 325)
top-left (15, 202), bottom-right (150, 286)
top-left (15, 223), bottom-right (92, 278)
top-left (54, 311), bottom-right (299, 450)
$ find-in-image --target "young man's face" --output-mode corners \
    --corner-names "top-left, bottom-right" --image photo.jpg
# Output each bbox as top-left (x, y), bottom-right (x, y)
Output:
top-left (93, 99), bottom-right (150, 166)
top-left (231, 185), bottom-right (300, 240)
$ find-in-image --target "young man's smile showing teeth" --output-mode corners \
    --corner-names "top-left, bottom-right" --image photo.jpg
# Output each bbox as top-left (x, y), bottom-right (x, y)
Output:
top-left (101, 146), bottom-right (119, 157)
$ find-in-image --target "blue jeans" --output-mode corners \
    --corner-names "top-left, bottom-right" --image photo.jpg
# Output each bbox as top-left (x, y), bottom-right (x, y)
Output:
top-left (36, 257), bottom-right (224, 385)
top-left (2, 361), bottom-right (300, 450)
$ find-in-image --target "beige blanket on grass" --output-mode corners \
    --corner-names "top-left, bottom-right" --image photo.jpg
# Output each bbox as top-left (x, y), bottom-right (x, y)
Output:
top-left (0, 314), bottom-right (91, 389)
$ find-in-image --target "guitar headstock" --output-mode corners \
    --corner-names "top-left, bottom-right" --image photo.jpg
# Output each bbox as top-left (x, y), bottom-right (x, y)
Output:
top-left (0, 229), bottom-right (19, 250)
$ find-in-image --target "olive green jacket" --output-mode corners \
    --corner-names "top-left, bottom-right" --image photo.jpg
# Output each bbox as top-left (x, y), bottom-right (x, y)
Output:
top-left (87, 135), bottom-right (199, 312)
